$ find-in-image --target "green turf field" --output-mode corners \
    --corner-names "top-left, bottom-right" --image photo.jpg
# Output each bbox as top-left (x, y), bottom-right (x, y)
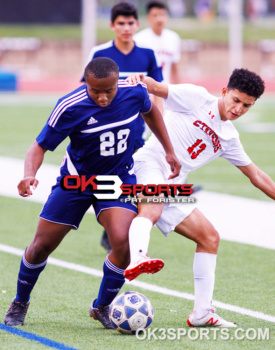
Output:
top-left (0, 95), bottom-right (274, 349)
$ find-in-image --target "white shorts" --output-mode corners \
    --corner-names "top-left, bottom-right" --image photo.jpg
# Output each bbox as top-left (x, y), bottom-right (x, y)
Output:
top-left (133, 159), bottom-right (196, 236)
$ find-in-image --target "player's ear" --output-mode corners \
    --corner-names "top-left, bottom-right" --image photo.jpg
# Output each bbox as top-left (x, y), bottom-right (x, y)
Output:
top-left (136, 20), bottom-right (140, 30)
top-left (222, 87), bottom-right (227, 97)
top-left (110, 22), bottom-right (115, 32)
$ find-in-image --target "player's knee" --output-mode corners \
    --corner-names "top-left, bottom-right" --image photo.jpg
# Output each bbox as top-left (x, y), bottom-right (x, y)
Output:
top-left (28, 239), bottom-right (53, 263)
top-left (204, 229), bottom-right (220, 251)
top-left (111, 242), bottom-right (130, 267)
top-left (138, 204), bottom-right (162, 225)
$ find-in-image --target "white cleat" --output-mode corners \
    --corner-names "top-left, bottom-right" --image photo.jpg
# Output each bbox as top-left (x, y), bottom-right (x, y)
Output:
top-left (187, 310), bottom-right (237, 328)
top-left (124, 254), bottom-right (164, 281)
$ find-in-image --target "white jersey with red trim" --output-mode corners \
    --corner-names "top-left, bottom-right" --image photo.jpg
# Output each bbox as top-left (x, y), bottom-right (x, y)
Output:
top-left (134, 84), bottom-right (251, 183)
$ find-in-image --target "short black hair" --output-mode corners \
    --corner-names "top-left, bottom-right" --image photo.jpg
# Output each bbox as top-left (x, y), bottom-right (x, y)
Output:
top-left (146, 1), bottom-right (168, 13)
top-left (111, 2), bottom-right (138, 23)
top-left (84, 57), bottom-right (119, 80)
top-left (227, 68), bottom-right (265, 100)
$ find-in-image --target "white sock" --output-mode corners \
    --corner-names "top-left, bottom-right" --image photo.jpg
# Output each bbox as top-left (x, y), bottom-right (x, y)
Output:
top-left (193, 252), bottom-right (217, 319)
top-left (129, 217), bottom-right (153, 262)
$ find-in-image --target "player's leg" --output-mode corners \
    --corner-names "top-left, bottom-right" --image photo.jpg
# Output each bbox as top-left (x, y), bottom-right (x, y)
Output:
top-left (90, 207), bottom-right (136, 329)
top-left (124, 198), bottom-right (165, 280)
top-left (4, 181), bottom-right (92, 326)
top-left (174, 209), bottom-right (236, 327)
top-left (4, 219), bottom-right (72, 326)
top-left (124, 159), bottom-right (166, 280)
top-left (174, 209), bottom-right (219, 318)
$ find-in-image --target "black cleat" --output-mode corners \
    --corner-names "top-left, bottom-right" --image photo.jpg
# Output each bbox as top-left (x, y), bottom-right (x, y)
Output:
top-left (4, 299), bottom-right (30, 326)
top-left (89, 298), bottom-right (114, 329)
top-left (100, 230), bottom-right (111, 253)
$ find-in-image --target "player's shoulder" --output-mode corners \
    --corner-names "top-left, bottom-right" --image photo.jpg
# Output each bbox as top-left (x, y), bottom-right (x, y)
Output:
top-left (92, 40), bottom-right (114, 55)
top-left (169, 83), bottom-right (208, 96)
top-left (134, 44), bottom-right (155, 58)
top-left (56, 85), bottom-right (88, 107)
top-left (118, 80), bottom-right (147, 91)
top-left (117, 80), bottom-right (148, 99)
top-left (134, 28), bottom-right (151, 39)
top-left (162, 28), bottom-right (181, 40)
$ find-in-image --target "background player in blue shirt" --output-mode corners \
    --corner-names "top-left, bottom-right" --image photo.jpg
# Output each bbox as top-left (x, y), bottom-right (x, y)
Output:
top-left (4, 57), bottom-right (181, 329)
top-left (83, 2), bottom-right (163, 151)
top-left (83, 2), bottom-right (165, 252)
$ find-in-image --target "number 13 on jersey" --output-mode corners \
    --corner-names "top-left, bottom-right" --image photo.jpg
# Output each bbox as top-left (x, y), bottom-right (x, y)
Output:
top-left (188, 139), bottom-right (206, 159)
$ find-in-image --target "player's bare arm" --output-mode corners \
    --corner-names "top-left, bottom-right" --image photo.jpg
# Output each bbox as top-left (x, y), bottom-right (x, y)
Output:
top-left (141, 102), bottom-right (181, 179)
top-left (237, 162), bottom-right (275, 200)
top-left (18, 141), bottom-right (47, 197)
top-left (126, 73), bottom-right (168, 99)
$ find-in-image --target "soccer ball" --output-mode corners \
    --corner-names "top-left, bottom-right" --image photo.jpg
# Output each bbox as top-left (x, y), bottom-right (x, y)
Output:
top-left (109, 291), bottom-right (154, 334)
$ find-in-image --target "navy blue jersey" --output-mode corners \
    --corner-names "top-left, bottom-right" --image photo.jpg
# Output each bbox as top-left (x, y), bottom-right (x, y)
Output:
top-left (36, 81), bottom-right (151, 177)
top-left (83, 40), bottom-right (163, 82)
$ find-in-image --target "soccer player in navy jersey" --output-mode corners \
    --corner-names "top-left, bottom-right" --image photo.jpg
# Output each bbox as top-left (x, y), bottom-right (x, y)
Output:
top-left (82, 2), bottom-right (165, 252)
top-left (4, 57), bottom-right (181, 329)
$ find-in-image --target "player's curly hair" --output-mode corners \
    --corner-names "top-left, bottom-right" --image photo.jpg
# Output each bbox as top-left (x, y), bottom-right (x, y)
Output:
top-left (227, 68), bottom-right (265, 100)
top-left (84, 57), bottom-right (119, 80)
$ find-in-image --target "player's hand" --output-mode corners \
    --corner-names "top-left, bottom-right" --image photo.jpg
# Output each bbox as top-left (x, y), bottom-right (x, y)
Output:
top-left (126, 73), bottom-right (145, 86)
top-left (166, 153), bottom-right (181, 180)
top-left (17, 176), bottom-right (39, 197)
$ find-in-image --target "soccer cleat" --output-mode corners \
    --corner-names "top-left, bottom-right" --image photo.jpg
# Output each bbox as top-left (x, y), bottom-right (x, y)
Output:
top-left (124, 254), bottom-right (164, 281)
top-left (4, 299), bottom-right (30, 326)
top-left (89, 298), bottom-right (114, 329)
top-left (187, 310), bottom-right (237, 328)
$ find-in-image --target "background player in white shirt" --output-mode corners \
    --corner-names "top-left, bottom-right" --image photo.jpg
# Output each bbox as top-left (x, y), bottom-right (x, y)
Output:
top-left (134, 1), bottom-right (202, 192)
top-left (124, 68), bottom-right (275, 327)
top-left (134, 0), bottom-right (181, 84)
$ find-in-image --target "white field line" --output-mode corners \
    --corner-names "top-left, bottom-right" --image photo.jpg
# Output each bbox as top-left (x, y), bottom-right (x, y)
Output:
top-left (1, 243), bottom-right (274, 323)
top-left (0, 156), bottom-right (274, 250)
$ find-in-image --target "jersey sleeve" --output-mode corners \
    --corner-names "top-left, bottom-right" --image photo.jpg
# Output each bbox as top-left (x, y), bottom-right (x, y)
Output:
top-left (163, 84), bottom-right (209, 113)
top-left (221, 138), bottom-right (252, 166)
top-left (139, 83), bottom-right (152, 114)
top-left (147, 49), bottom-right (163, 82)
top-left (36, 102), bottom-right (75, 151)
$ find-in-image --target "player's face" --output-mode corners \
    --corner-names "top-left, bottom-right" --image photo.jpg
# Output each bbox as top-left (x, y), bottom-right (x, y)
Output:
top-left (111, 16), bottom-right (139, 43)
top-left (220, 88), bottom-right (255, 121)
top-left (147, 8), bottom-right (168, 33)
top-left (86, 74), bottom-right (118, 108)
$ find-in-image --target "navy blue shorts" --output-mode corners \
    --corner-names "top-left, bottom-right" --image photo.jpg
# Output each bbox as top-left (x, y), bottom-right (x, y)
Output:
top-left (40, 174), bottom-right (137, 229)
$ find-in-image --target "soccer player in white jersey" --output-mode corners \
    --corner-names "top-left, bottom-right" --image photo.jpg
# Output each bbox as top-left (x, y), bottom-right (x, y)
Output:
top-left (124, 68), bottom-right (275, 327)
top-left (4, 57), bottom-right (181, 329)
top-left (134, 1), bottom-right (181, 84)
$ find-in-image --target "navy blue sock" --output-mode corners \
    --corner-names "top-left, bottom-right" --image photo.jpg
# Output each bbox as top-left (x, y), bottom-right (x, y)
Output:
top-left (15, 249), bottom-right (47, 302)
top-left (95, 257), bottom-right (125, 307)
